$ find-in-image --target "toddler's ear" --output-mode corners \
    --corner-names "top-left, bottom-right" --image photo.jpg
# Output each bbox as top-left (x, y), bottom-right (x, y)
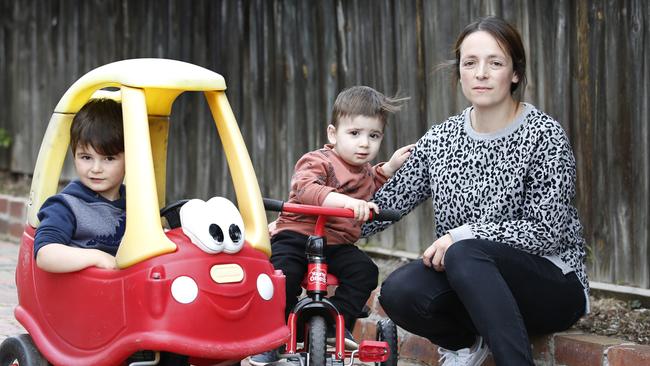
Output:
top-left (326, 124), bottom-right (337, 144)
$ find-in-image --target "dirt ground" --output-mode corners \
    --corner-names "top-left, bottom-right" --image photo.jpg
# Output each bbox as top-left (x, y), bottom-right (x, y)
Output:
top-left (2, 171), bottom-right (648, 345)
top-left (574, 295), bottom-right (650, 344)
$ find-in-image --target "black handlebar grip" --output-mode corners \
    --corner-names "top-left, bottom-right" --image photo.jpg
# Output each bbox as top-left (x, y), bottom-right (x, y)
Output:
top-left (263, 198), bottom-right (284, 212)
top-left (372, 209), bottom-right (401, 222)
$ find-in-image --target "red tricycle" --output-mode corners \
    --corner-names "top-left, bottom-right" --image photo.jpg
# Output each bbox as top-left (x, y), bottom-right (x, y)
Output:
top-left (0, 59), bottom-right (289, 366)
top-left (262, 198), bottom-right (400, 366)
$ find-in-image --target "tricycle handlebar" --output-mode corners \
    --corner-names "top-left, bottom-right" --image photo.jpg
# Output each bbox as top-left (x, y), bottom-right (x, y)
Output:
top-left (262, 198), bottom-right (401, 222)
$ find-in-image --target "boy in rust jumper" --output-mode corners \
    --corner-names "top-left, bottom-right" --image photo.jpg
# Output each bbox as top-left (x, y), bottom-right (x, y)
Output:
top-left (251, 86), bottom-right (413, 365)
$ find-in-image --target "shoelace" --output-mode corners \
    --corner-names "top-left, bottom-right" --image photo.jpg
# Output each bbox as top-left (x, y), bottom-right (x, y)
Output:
top-left (438, 346), bottom-right (473, 365)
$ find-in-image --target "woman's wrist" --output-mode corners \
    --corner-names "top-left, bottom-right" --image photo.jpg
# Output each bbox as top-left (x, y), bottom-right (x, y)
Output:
top-left (380, 163), bottom-right (395, 177)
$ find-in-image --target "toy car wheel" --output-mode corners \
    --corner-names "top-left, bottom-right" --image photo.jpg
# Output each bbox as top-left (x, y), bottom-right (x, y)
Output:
top-left (307, 315), bottom-right (327, 366)
top-left (0, 334), bottom-right (49, 366)
top-left (375, 318), bottom-right (398, 366)
top-left (159, 352), bottom-right (190, 366)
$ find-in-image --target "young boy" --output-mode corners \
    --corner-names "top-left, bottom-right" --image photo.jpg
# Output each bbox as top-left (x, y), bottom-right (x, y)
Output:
top-left (34, 98), bottom-right (126, 273)
top-left (251, 86), bottom-right (413, 365)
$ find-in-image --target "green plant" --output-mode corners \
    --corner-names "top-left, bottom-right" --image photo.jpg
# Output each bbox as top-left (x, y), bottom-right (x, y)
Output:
top-left (0, 128), bottom-right (11, 148)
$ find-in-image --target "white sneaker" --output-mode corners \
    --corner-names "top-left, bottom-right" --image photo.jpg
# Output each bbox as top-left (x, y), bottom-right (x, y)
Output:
top-left (438, 337), bottom-right (489, 366)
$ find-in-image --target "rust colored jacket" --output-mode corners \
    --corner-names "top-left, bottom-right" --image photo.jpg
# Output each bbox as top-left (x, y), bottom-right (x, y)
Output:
top-left (271, 144), bottom-right (388, 245)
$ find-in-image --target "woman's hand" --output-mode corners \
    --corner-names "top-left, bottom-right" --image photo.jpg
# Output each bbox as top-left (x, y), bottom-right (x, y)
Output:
top-left (422, 234), bottom-right (454, 272)
top-left (382, 144), bottom-right (416, 177)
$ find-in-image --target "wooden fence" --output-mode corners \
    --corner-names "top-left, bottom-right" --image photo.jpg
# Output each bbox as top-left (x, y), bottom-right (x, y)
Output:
top-left (0, 0), bottom-right (648, 289)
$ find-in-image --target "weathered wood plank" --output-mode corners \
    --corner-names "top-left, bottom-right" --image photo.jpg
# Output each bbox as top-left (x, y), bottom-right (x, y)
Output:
top-left (0, 0), bottom-right (648, 288)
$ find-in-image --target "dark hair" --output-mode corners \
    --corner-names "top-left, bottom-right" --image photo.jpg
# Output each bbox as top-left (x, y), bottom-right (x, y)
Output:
top-left (70, 98), bottom-right (124, 156)
top-left (329, 86), bottom-right (408, 127)
top-left (450, 16), bottom-right (527, 101)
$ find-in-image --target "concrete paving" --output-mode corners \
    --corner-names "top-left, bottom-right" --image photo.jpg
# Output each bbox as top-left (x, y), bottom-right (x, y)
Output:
top-left (0, 241), bottom-right (24, 340)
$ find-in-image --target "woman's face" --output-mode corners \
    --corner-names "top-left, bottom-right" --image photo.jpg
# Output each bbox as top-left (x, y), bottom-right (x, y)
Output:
top-left (458, 30), bottom-right (519, 110)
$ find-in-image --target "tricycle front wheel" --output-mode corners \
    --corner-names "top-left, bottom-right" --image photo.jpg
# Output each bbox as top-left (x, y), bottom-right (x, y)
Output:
top-left (307, 316), bottom-right (327, 366)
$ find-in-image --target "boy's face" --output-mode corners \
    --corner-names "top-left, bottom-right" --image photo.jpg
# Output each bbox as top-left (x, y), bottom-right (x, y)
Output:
top-left (327, 115), bottom-right (384, 166)
top-left (73, 144), bottom-right (125, 201)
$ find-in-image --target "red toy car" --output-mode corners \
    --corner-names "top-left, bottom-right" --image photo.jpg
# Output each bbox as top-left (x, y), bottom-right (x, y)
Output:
top-left (0, 59), bottom-right (290, 366)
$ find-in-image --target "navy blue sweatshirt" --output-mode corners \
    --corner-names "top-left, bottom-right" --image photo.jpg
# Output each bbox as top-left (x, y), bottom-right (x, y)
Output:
top-left (34, 180), bottom-right (126, 257)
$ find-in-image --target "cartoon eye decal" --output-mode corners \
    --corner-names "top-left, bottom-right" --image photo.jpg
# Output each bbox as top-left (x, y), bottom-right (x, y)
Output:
top-left (180, 197), bottom-right (245, 254)
top-left (229, 224), bottom-right (242, 243)
top-left (210, 224), bottom-right (224, 243)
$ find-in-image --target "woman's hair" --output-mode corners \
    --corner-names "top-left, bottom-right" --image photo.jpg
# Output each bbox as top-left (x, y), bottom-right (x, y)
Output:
top-left (70, 98), bottom-right (124, 156)
top-left (329, 86), bottom-right (408, 127)
top-left (449, 16), bottom-right (527, 101)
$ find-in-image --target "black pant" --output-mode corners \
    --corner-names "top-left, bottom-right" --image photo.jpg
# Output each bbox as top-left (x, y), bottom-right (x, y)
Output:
top-left (270, 230), bottom-right (379, 329)
top-left (379, 239), bottom-right (585, 366)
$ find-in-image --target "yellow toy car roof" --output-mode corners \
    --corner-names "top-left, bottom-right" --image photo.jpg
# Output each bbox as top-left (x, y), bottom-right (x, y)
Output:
top-left (55, 58), bottom-right (227, 115)
top-left (28, 59), bottom-right (271, 268)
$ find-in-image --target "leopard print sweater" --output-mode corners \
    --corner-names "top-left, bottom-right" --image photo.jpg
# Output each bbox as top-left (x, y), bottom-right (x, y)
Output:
top-left (362, 103), bottom-right (588, 291)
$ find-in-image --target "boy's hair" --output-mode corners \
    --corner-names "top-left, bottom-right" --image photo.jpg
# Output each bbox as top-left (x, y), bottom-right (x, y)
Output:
top-left (70, 98), bottom-right (124, 156)
top-left (329, 86), bottom-right (408, 127)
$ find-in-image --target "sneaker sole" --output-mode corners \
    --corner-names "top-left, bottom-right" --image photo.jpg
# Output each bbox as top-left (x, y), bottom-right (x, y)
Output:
top-left (469, 346), bottom-right (490, 366)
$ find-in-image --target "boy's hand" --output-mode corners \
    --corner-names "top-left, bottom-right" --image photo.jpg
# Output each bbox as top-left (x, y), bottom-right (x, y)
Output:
top-left (36, 244), bottom-right (117, 273)
top-left (268, 219), bottom-right (278, 233)
top-left (91, 250), bottom-right (118, 270)
top-left (382, 144), bottom-right (416, 177)
top-left (343, 198), bottom-right (379, 222)
top-left (323, 192), bottom-right (378, 221)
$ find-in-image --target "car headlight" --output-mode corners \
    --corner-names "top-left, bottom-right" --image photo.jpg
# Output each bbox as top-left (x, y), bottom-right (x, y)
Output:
top-left (171, 276), bottom-right (198, 304)
top-left (257, 273), bottom-right (274, 300)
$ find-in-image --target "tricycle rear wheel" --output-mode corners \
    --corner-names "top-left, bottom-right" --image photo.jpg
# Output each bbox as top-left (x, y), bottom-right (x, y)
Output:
top-left (375, 318), bottom-right (398, 366)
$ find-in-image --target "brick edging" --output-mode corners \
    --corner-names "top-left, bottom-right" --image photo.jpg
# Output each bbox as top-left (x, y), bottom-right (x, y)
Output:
top-left (0, 194), bottom-right (27, 242)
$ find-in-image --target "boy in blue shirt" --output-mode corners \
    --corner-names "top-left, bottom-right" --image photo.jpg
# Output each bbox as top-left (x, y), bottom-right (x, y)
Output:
top-left (34, 98), bottom-right (126, 273)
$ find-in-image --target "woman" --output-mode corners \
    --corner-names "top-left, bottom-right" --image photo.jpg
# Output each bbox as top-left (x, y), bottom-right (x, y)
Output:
top-left (363, 16), bottom-right (588, 366)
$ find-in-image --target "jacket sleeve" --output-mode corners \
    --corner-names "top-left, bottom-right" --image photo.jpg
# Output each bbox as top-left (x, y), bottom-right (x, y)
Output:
top-left (464, 126), bottom-right (579, 256)
top-left (291, 152), bottom-right (337, 206)
top-left (362, 130), bottom-right (434, 237)
top-left (34, 196), bottom-right (76, 257)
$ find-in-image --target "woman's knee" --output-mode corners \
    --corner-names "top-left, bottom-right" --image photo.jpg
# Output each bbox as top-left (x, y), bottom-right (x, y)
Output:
top-left (445, 238), bottom-right (473, 259)
top-left (444, 239), bottom-right (489, 281)
top-left (379, 261), bottom-right (459, 332)
top-left (445, 239), bottom-right (490, 266)
top-left (379, 265), bottom-right (412, 308)
top-left (379, 262), bottom-right (434, 315)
